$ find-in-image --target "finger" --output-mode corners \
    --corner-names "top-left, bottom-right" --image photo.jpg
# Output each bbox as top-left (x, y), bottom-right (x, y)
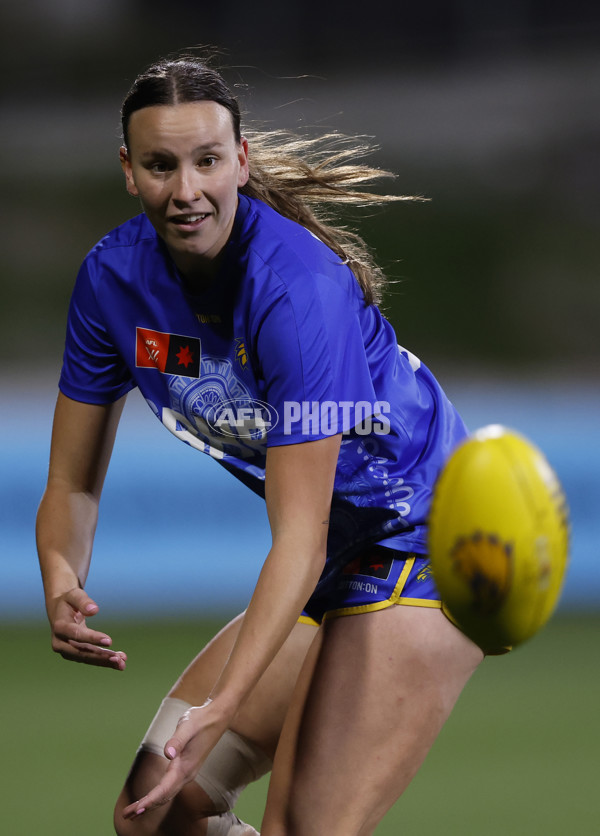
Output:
top-left (52, 637), bottom-right (128, 669)
top-left (64, 587), bottom-right (100, 617)
top-left (71, 641), bottom-right (128, 667)
top-left (163, 701), bottom-right (220, 763)
top-left (163, 713), bottom-right (198, 760)
top-left (54, 620), bottom-right (115, 649)
top-left (61, 648), bottom-right (127, 670)
top-left (121, 761), bottom-right (187, 819)
top-left (59, 646), bottom-right (127, 670)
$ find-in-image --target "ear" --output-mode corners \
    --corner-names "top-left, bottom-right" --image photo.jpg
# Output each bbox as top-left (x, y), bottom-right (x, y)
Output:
top-left (119, 146), bottom-right (139, 197)
top-left (237, 136), bottom-right (250, 188)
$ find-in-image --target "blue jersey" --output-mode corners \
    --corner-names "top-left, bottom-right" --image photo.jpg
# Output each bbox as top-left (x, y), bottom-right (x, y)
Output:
top-left (60, 194), bottom-right (467, 560)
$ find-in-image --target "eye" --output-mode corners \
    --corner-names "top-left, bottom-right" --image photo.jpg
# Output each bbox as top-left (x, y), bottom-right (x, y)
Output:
top-left (198, 156), bottom-right (217, 168)
top-left (149, 161), bottom-right (170, 174)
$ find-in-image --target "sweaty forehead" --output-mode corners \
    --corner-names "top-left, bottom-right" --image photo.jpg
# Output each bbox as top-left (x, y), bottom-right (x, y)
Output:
top-left (126, 101), bottom-right (237, 151)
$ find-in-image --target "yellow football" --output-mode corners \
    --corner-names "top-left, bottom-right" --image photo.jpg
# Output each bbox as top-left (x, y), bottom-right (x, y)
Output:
top-left (428, 425), bottom-right (569, 652)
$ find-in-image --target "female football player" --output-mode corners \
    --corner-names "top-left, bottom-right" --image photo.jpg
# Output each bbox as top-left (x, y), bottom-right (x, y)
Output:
top-left (36, 53), bottom-right (484, 836)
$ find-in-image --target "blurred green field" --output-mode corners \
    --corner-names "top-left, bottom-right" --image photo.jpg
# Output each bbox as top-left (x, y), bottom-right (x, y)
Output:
top-left (2, 613), bottom-right (597, 835)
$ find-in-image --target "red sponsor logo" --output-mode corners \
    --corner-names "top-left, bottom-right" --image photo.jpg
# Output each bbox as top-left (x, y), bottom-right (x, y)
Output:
top-left (135, 328), bottom-right (201, 377)
top-left (136, 328), bottom-right (170, 372)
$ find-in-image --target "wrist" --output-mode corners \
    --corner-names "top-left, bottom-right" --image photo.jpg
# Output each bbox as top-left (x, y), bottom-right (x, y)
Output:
top-left (205, 687), bottom-right (244, 725)
top-left (41, 557), bottom-right (82, 602)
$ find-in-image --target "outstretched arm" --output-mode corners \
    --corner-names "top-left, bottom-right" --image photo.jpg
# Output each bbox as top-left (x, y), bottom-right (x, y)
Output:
top-left (36, 391), bottom-right (128, 669)
top-left (122, 432), bottom-right (341, 820)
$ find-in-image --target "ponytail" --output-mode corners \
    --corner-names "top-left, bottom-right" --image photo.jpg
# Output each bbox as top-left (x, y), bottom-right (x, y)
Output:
top-left (122, 54), bottom-right (422, 305)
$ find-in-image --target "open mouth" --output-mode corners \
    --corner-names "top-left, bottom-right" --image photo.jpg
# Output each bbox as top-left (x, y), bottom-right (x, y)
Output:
top-left (170, 213), bottom-right (209, 229)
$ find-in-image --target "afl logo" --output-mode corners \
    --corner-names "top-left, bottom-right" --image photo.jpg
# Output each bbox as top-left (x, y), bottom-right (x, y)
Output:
top-left (204, 398), bottom-right (279, 440)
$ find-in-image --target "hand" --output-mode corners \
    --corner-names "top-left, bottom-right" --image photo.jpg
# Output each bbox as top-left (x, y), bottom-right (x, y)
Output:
top-left (49, 587), bottom-right (127, 670)
top-left (122, 700), bottom-right (228, 820)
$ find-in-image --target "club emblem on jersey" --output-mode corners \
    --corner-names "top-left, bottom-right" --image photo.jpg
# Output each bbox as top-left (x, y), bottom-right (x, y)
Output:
top-left (235, 339), bottom-right (248, 369)
top-left (136, 327), bottom-right (201, 378)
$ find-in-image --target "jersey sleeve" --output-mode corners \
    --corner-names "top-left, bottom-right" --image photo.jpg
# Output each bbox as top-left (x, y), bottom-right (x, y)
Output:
top-left (59, 259), bottom-right (135, 404)
top-left (255, 269), bottom-right (378, 445)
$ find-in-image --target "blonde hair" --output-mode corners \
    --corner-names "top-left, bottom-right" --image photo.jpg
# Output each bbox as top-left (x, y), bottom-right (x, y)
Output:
top-left (241, 129), bottom-right (418, 305)
top-left (122, 55), bottom-right (420, 305)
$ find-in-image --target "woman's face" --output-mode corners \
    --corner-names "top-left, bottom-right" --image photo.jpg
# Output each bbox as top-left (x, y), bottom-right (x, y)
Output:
top-left (120, 101), bottom-right (249, 280)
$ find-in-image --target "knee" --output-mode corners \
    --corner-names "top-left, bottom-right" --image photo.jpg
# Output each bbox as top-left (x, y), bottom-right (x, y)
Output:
top-left (113, 780), bottom-right (218, 835)
top-left (113, 792), bottom-right (151, 836)
top-left (113, 806), bottom-right (128, 836)
top-left (112, 752), bottom-right (170, 835)
top-left (113, 785), bottom-right (175, 836)
top-left (113, 794), bottom-right (260, 836)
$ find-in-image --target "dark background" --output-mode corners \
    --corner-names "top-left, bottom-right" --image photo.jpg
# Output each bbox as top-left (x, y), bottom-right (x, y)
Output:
top-left (2, 0), bottom-right (599, 378)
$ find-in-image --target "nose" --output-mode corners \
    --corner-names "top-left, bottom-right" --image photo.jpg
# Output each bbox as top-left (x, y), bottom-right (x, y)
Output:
top-left (171, 166), bottom-right (202, 205)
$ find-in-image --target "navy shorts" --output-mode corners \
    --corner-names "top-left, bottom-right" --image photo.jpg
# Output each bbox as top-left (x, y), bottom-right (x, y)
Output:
top-left (301, 545), bottom-right (442, 625)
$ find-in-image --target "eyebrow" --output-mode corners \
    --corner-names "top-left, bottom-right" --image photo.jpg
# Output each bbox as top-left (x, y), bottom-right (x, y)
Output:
top-left (139, 142), bottom-right (226, 159)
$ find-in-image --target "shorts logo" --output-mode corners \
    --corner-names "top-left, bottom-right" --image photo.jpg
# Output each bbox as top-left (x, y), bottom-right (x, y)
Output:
top-left (416, 564), bottom-right (433, 582)
top-left (450, 532), bottom-right (513, 614)
top-left (136, 327), bottom-right (200, 378)
top-left (343, 549), bottom-right (393, 581)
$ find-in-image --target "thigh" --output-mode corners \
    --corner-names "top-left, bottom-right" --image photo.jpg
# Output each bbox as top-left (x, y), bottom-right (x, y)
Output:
top-left (115, 615), bottom-right (317, 833)
top-left (263, 605), bottom-right (483, 836)
top-left (172, 615), bottom-right (318, 759)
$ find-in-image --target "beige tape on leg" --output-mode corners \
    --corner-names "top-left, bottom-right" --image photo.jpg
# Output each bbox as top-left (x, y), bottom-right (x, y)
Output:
top-left (206, 811), bottom-right (260, 835)
top-left (195, 728), bottom-right (272, 812)
top-left (139, 696), bottom-right (272, 813)
top-left (138, 696), bottom-right (191, 757)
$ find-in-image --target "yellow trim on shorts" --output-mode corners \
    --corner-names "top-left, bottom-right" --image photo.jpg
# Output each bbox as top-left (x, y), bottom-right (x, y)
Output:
top-left (322, 598), bottom-right (398, 620)
top-left (320, 556), bottom-right (413, 620)
top-left (388, 555), bottom-right (415, 602)
top-left (441, 601), bottom-right (460, 626)
top-left (320, 555), bottom-right (445, 621)
top-left (301, 558), bottom-right (511, 653)
top-left (390, 555), bottom-right (442, 610)
top-left (441, 602), bottom-right (512, 655)
top-left (396, 597), bottom-right (442, 608)
top-left (297, 614), bottom-right (320, 627)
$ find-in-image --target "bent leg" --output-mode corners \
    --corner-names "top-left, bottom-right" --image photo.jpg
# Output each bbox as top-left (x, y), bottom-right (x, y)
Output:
top-left (172, 614), bottom-right (319, 761)
top-left (262, 605), bottom-right (483, 836)
top-left (115, 614), bottom-right (318, 835)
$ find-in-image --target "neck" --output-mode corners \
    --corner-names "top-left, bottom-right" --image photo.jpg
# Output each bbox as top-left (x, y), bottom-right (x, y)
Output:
top-left (171, 251), bottom-right (223, 295)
